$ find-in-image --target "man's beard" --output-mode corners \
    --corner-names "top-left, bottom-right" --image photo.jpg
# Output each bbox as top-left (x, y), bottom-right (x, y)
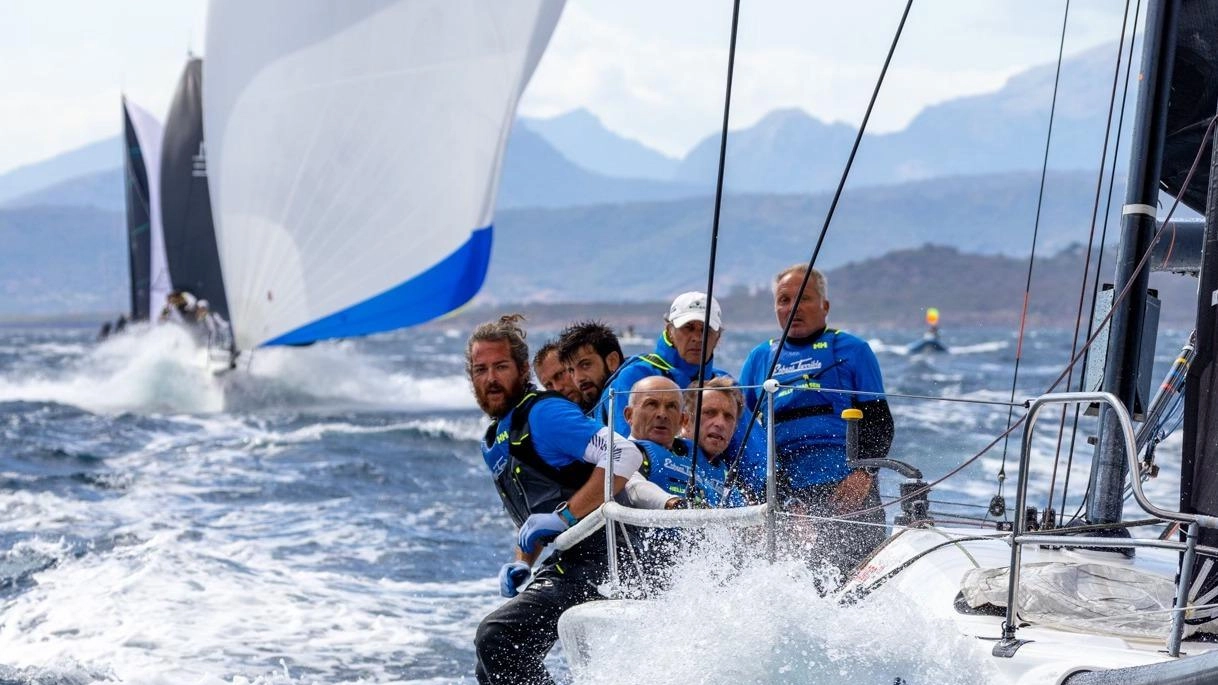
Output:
top-left (476, 376), bottom-right (526, 418)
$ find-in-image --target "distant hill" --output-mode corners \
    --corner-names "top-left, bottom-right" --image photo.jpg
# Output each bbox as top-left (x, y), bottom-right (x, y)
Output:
top-left (0, 137), bottom-right (122, 205)
top-left (2, 126), bottom-right (704, 213)
top-left (482, 169), bottom-right (1124, 303)
top-left (5, 168), bottom-right (123, 211)
top-left (428, 243), bottom-right (1201, 333)
top-left (522, 108), bottom-right (679, 181)
top-left (0, 168), bottom-right (1148, 321)
top-left (2, 42), bottom-right (1133, 213)
top-left (674, 43), bottom-right (1130, 193)
top-left (0, 206), bottom-right (126, 317)
top-left (497, 126), bottom-right (704, 208)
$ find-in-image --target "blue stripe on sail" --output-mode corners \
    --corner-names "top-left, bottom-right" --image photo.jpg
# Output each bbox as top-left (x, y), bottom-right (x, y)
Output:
top-left (263, 225), bottom-right (493, 347)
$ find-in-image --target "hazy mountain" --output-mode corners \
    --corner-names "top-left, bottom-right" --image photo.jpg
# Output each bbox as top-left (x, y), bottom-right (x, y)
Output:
top-left (0, 137), bottom-right (122, 205)
top-left (5, 168), bottom-right (124, 211)
top-left (497, 126), bottom-right (704, 208)
top-left (482, 168), bottom-right (1122, 303)
top-left (2, 126), bottom-right (703, 213)
top-left (1, 169), bottom-right (1137, 320)
top-left (672, 43), bottom-right (1129, 193)
top-left (0, 205), bottom-right (126, 317)
top-left (522, 108), bottom-right (679, 181)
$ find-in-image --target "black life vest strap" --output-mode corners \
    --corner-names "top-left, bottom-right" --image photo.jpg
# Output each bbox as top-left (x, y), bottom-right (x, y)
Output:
top-left (774, 403), bottom-right (835, 422)
top-left (491, 389), bottom-right (592, 490)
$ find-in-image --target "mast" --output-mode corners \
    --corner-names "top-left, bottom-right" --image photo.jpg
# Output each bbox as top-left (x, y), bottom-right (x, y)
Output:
top-left (1087, 0), bottom-right (1180, 525)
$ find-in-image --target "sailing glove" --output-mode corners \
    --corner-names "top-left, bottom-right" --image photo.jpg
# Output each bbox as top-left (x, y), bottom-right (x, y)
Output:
top-left (517, 511), bottom-right (570, 555)
top-left (498, 561), bottom-right (532, 598)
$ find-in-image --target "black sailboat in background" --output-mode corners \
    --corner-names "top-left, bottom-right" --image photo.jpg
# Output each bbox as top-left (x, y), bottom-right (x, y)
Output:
top-left (161, 57), bottom-right (232, 329)
top-left (118, 95), bottom-right (169, 331)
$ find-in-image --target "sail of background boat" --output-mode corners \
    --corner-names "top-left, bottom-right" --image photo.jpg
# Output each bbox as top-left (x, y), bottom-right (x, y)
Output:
top-left (201, 0), bottom-right (565, 351)
top-left (121, 97), bottom-right (170, 322)
top-left (160, 57), bottom-right (232, 328)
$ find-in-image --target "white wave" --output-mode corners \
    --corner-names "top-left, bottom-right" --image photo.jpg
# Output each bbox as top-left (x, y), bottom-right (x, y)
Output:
top-left (573, 531), bottom-right (1001, 684)
top-left (0, 323), bottom-right (225, 413)
top-left (0, 323), bottom-right (479, 415)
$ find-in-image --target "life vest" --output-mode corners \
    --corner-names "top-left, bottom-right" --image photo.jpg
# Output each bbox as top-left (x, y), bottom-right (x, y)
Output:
top-left (765, 328), bottom-right (855, 484)
top-left (482, 390), bottom-right (594, 527)
top-left (636, 438), bottom-right (739, 508)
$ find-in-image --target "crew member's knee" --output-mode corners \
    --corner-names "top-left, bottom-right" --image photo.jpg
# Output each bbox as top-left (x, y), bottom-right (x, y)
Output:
top-left (475, 611), bottom-right (511, 661)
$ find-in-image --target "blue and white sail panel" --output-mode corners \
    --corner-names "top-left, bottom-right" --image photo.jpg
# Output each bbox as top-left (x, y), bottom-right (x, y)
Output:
top-left (203, 0), bottom-right (564, 350)
top-left (122, 97), bottom-right (171, 321)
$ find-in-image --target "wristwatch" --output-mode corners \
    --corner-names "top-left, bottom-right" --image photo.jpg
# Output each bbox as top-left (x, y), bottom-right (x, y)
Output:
top-left (556, 502), bottom-right (580, 526)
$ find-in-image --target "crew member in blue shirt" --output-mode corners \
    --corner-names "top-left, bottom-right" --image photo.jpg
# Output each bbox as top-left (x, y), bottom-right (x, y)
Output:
top-left (738, 265), bottom-right (894, 577)
top-left (595, 292), bottom-right (763, 469)
top-left (468, 314), bottom-right (649, 685)
top-left (556, 320), bottom-right (623, 413)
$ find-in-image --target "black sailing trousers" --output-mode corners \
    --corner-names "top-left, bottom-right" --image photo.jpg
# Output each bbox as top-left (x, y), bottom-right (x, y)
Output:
top-left (475, 547), bottom-right (606, 685)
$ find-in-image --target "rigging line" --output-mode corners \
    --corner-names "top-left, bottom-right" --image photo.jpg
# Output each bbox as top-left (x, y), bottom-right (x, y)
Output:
top-left (996, 0), bottom-right (1073, 497)
top-left (735, 380), bottom-right (1027, 408)
top-left (1062, 0), bottom-right (1145, 521)
top-left (1049, 0), bottom-right (1138, 524)
top-left (1039, 113), bottom-right (1217, 406)
top-left (863, 120), bottom-right (1214, 523)
top-left (687, 0), bottom-right (741, 500)
top-left (719, 0), bottom-right (914, 499)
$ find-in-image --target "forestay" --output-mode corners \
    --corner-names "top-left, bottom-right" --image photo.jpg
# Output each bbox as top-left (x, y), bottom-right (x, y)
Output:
top-left (203, 0), bottom-right (564, 350)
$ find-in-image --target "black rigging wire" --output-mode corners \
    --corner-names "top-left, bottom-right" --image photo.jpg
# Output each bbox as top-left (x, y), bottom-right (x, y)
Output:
top-left (720, 0), bottom-right (914, 501)
top-left (1058, 0), bottom-right (1143, 525)
top-left (686, 0), bottom-right (742, 499)
top-left (995, 0), bottom-right (1072, 506)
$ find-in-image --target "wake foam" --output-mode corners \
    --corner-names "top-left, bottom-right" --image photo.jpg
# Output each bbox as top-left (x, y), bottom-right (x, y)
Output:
top-left (0, 324), bottom-right (477, 415)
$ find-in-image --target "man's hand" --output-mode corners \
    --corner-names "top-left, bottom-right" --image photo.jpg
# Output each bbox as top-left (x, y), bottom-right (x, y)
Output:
top-left (829, 470), bottom-right (874, 514)
top-left (517, 512), bottom-right (570, 555)
top-left (498, 561), bottom-right (531, 598)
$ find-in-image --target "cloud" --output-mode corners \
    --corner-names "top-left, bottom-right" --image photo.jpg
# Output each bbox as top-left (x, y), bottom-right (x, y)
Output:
top-left (521, 0), bottom-right (1128, 157)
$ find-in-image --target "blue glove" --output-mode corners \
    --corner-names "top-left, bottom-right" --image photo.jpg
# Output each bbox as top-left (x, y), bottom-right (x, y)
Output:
top-left (517, 511), bottom-right (570, 555)
top-left (498, 561), bottom-right (531, 598)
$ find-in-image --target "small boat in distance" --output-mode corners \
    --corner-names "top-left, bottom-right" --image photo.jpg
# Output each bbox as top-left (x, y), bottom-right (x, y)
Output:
top-left (906, 306), bottom-right (949, 355)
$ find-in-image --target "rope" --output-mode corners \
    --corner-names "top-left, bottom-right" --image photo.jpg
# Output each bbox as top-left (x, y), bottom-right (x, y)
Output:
top-left (687, 0), bottom-right (742, 500)
top-left (1060, 0), bottom-right (1143, 526)
top-left (996, 0), bottom-right (1072, 503)
top-left (720, 0), bottom-right (914, 497)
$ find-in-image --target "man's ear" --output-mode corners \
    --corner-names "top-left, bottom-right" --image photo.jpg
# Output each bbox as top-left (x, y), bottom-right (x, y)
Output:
top-left (624, 405), bottom-right (634, 425)
top-left (607, 351), bottom-right (622, 373)
top-left (823, 299), bottom-right (831, 314)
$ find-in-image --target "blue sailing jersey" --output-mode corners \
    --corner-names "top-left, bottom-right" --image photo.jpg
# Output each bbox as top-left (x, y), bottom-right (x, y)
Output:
top-left (595, 330), bottom-right (729, 435)
top-left (593, 329), bottom-right (762, 468)
top-left (738, 329), bottom-right (885, 488)
top-left (638, 437), bottom-right (745, 508)
top-left (481, 396), bottom-right (603, 476)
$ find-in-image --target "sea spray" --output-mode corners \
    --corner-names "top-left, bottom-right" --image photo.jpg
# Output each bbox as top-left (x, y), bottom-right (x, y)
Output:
top-left (564, 528), bottom-right (1003, 684)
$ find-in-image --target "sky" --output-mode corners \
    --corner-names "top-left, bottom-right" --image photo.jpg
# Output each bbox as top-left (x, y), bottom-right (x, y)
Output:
top-left (0, 0), bottom-right (1132, 175)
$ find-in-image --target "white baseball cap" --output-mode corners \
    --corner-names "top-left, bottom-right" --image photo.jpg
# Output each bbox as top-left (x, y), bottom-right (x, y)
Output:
top-left (667, 291), bottom-right (722, 331)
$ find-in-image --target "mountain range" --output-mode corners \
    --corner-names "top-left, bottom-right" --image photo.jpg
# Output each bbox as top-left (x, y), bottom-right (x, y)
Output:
top-left (0, 40), bottom-right (1189, 326)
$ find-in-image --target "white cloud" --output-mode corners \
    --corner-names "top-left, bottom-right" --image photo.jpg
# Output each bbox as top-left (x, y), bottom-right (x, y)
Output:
top-left (520, 0), bottom-right (1129, 157)
top-left (0, 0), bottom-right (1130, 173)
top-left (0, 0), bottom-right (206, 175)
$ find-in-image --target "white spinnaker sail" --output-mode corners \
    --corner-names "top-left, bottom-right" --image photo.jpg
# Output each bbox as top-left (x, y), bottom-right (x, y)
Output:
top-left (123, 98), bottom-right (172, 319)
top-left (203, 0), bottom-right (564, 350)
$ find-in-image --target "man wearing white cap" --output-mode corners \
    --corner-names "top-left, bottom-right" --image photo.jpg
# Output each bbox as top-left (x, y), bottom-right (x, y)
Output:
top-left (593, 291), bottom-right (731, 441)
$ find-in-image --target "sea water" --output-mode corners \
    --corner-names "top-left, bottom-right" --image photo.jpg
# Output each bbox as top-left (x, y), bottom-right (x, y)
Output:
top-left (0, 322), bottom-right (1189, 683)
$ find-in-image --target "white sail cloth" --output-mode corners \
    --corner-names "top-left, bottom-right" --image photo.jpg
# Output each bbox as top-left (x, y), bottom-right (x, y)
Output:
top-left (123, 98), bottom-right (171, 318)
top-left (203, 0), bottom-right (564, 349)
